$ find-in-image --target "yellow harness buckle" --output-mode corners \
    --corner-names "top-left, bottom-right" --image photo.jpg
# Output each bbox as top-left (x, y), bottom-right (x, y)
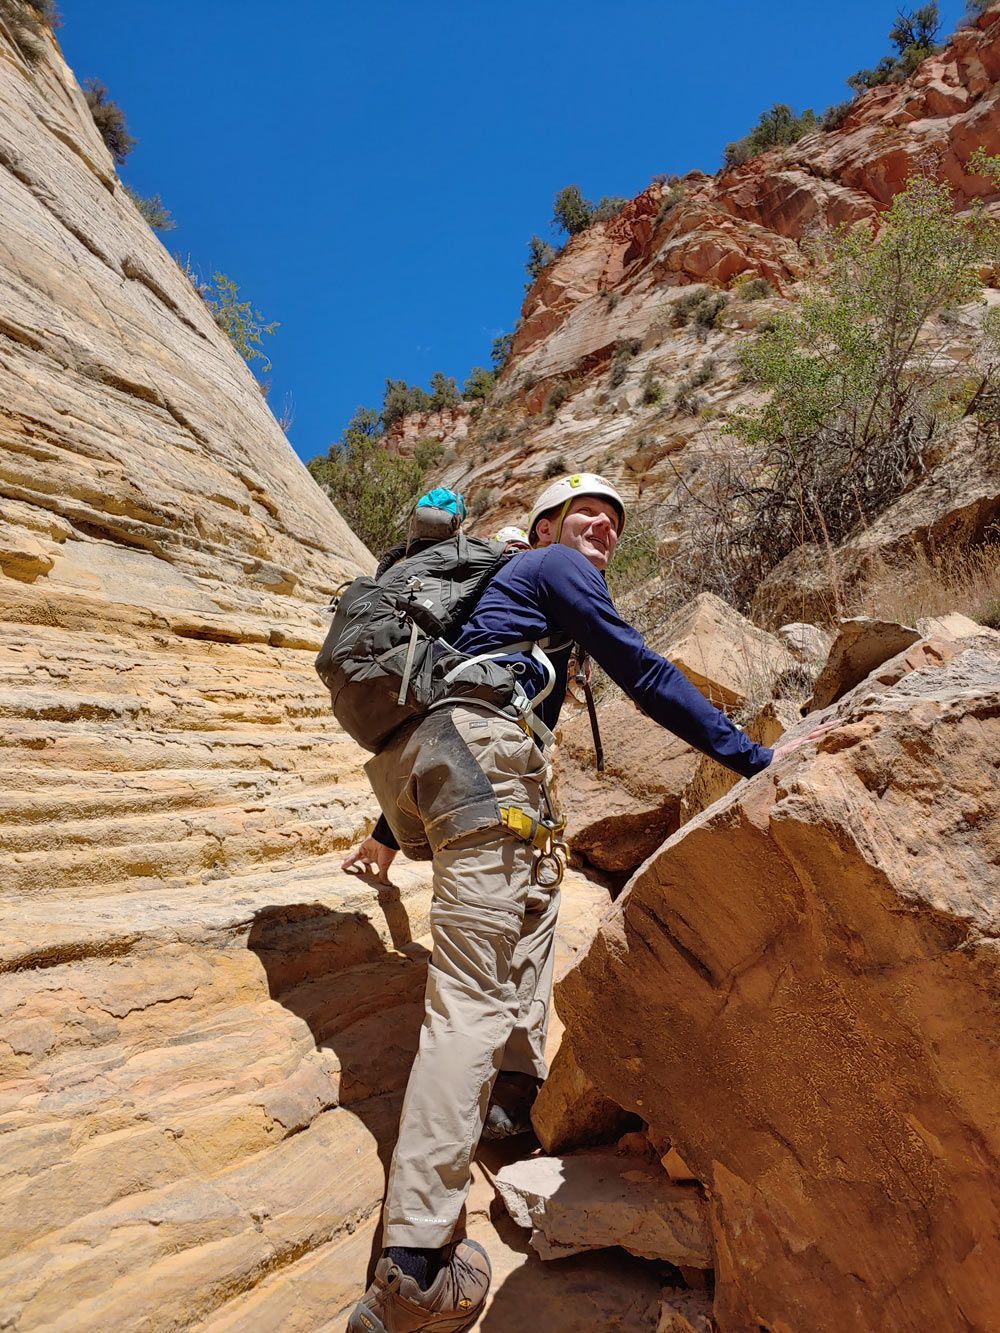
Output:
top-left (500, 805), bottom-right (539, 843)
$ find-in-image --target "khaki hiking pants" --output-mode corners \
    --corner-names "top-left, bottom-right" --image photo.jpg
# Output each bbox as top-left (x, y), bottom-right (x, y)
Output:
top-left (364, 703), bottom-right (560, 1250)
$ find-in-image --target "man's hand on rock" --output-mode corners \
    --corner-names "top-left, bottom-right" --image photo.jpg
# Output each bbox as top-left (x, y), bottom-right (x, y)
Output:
top-left (770, 720), bottom-right (839, 763)
top-left (342, 836), bottom-right (397, 883)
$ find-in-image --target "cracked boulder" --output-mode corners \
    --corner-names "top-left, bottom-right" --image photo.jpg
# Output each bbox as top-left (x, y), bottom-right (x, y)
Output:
top-left (557, 649), bottom-right (1000, 1333)
top-left (495, 1150), bottom-right (712, 1267)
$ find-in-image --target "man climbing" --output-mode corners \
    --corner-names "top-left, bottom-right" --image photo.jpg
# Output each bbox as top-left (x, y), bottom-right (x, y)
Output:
top-left (346, 472), bottom-right (827, 1333)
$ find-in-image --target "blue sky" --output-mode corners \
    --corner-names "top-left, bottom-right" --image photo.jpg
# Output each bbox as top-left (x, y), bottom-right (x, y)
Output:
top-left (57, 0), bottom-right (965, 462)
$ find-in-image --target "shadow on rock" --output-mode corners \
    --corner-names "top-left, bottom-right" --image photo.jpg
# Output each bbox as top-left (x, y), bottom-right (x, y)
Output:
top-left (477, 1212), bottom-right (663, 1331)
top-left (247, 885), bottom-right (430, 1281)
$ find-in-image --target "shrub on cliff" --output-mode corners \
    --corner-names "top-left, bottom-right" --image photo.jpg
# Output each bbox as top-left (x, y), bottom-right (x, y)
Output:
top-left (463, 366), bottom-right (496, 401)
top-left (429, 371), bottom-right (460, 411)
top-left (203, 273), bottom-right (278, 372)
top-left (0, 0), bottom-right (57, 64)
top-left (525, 235), bottom-right (558, 283)
top-left (723, 103), bottom-right (818, 168)
top-left (609, 338), bottom-right (642, 388)
top-left (551, 185), bottom-right (627, 237)
top-left (491, 332), bottom-right (514, 370)
top-left (381, 379), bottom-right (431, 430)
top-left (83, 79), bottom-right (136, 165)
top-left (847, 3), bottom-right (941, 91)
top-left (124, 187), bottom-right (174, 232)
top-left (686, 172), bottom-right (1000, 611)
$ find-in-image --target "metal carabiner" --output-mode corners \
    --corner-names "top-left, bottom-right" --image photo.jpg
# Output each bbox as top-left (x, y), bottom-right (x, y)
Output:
top-left (532, 847), bottom-right (565, 889)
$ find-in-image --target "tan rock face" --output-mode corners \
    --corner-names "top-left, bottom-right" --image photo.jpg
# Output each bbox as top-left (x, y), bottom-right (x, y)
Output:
top-left (557, 650), bottom-right (1000, 1332)
top-left (0, 24), bottom-right (427, 1330)
top-left (808, 616), bottom-right (922, 709)
top-left (555, 594), bottom-right (794, 877)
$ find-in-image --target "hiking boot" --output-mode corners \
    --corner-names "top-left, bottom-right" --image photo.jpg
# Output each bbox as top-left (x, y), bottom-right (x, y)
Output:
top-left (347, 1237), bottom-right (491, 1333)
top-left (481, 1071), bottom-right (541, 1141)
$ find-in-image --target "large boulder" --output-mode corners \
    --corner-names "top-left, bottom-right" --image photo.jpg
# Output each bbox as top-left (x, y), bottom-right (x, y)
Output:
top-left (555, 698), bottom-right (698, 875)
top-left (654, 592), bottom-right (796, 710)
top-left (532, 1034), bottom-right (633, 1154)
top-left (557, 650), bottom-right (1000, 1332)
top-left (808, 616), bottom-right (921, 709)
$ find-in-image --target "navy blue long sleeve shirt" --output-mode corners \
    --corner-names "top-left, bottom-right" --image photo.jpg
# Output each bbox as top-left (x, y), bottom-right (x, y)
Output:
top-left (453, 543), bottom-right (772, 779)
top-left (372, 542), bottom-right (771, 847)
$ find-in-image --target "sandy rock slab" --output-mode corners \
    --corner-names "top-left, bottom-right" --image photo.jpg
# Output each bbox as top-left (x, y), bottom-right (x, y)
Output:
top-left (495, 1150), bottom-right (711, 1266)
top-left (557, 649), bottom-right (1000, 1333)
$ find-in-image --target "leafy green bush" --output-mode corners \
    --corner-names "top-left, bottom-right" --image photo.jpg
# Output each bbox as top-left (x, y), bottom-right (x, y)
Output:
top-left (724, 104), bottom-right (818, 169)
top-left (609, 338), bottom-right (642, 387)
top-left (124, 187), bottom-right (174, 232)
top-left (605, 522), bottom-right (660, 598)
top-left (552, 185), bottom-right (594, 236)
top-left (821, 100), bottom-right (854, 132)
top-left (429, 371), bottom-right (460, 411)
top-left (491, 332), bottom-right (514, 369)
top-left (203, 273), bottom-right (277, 371)
top-left (673, 358), bottom-right (715, 415)
top-left (544, 380), bottom-right (574, 420)
top-left (309, 408), bottom-right (431, 555)
top-left (526, 234), bottom-right (559, 283)
top-left (847, 4), bottom-right (941, 91)
top-left (640, 369), bottom-right (664, 405)
top-left (591, 195), bottom-right (628, 224)
top-left (469, 486), bottom-right (497, 518)
top-left (551, 184), bottom-right (627, 236)
top-left (692, 172), bottom-right (1000, 611)
top-left (463, 366), bottom-right (496, 401)
top-left (737, 277), bottom-right (773, 301)
top-left (412, 437), bottom-right (444, 470)
top-left (654, 184), bottom-right (685, 227)
top-left (381, 379), bottom-right (431, 430)
top-left (672, 289), bottom-right (729, 330)
top-left (83, 79), bottom-right (136, 165)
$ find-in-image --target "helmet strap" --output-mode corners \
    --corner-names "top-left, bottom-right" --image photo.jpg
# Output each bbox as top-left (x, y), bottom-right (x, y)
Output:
top-left (553, 498), bottom-right (573, 545)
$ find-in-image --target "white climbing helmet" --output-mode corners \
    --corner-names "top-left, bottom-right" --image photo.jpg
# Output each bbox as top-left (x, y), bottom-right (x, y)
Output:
top-left (528, 473), bottom-right (626, 545)
top-left (494, 525), bottom-right (530, 550)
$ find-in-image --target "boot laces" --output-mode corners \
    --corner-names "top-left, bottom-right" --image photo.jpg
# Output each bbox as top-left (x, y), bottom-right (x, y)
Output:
top-left (441, 1248), bottom-right (481, 1306)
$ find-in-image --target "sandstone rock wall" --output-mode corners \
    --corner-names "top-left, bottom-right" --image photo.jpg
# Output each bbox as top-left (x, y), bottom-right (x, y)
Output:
top-left (0, 23), bottom-right (430, 1329)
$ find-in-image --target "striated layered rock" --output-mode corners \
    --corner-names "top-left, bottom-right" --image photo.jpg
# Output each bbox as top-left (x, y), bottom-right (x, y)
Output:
top-left (557, 650), bottom-right (1000, 1332)
top-left (0, 20), bottom-right (427, 1329)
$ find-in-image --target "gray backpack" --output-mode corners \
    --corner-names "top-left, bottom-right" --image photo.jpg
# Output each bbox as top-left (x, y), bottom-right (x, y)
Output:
top-left (316, 534), bottom-right (551, 753)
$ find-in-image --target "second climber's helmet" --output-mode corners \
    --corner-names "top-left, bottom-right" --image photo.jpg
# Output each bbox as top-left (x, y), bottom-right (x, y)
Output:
top-left (494, 525), bottom-right (530, 550)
